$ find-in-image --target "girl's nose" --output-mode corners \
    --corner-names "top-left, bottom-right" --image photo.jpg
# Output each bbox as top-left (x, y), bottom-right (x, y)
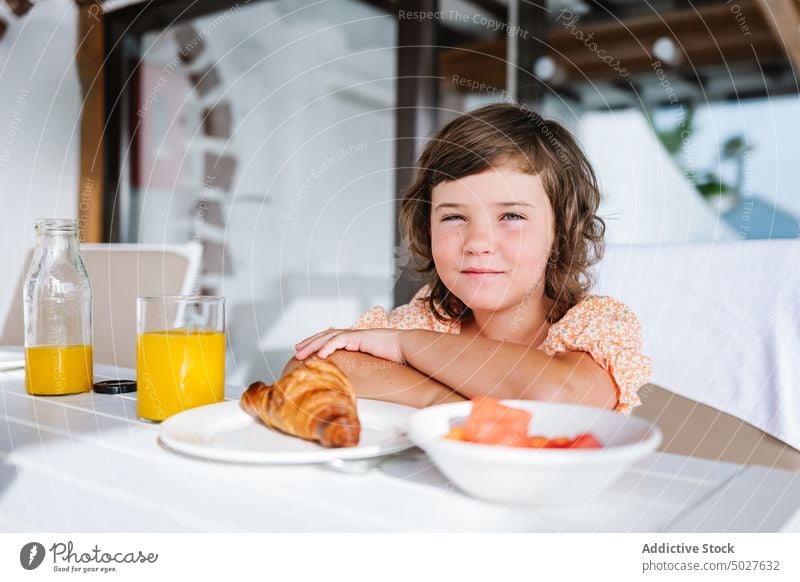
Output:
top-left (463, 226), bottom-right (494, 254)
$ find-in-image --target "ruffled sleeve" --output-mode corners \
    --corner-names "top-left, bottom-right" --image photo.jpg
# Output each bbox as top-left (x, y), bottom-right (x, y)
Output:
top-left (351, 305), bottom-right (391, 330)
top-left (539, 295), bottom-right (651, 415)
top-left (351, 285), bottom-right (460, 333)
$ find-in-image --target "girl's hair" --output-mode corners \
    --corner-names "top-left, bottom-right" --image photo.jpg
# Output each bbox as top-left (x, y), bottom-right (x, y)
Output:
top-left (398, 103), bottom-right (605, 324)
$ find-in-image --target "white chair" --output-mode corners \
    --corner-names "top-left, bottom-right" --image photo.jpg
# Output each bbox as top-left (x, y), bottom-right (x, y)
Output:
top-left (594, 240), bottom-right (800, 470)
top-left (1, 242), bottom-right (202, 369)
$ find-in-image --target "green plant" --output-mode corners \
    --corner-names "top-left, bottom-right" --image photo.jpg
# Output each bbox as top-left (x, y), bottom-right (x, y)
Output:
top-left (695, 174), bottom-right (733, 199)
top-left (649, 106), bottom-right (746, 201)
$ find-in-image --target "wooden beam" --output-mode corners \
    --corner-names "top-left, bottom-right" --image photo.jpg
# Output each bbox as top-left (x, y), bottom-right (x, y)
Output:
top-left (754, 0), bottom-right (800, 74)
top-left (76, 0), bottom-right (105, 243)
top-left (5, 0), bottom-right (33, 18)
top-left (394, 0), bottom-right (439, 307)
top-left (441, 0), bottom-right (786, 90)
top-left (440, 39), bottom-right (505, 90)
top-left (513, 0), bottom-right (547, 104)
top-left (464, 0), bottom-right (506, 21)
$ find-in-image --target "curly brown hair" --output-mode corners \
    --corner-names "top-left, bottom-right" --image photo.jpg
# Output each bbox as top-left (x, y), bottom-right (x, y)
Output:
top-left (398, 103), bottom-right (605, 324)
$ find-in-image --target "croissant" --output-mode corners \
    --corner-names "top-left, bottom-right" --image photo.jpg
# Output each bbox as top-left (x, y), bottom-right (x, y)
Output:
top-left (241, 357), bottom-right (361, 448)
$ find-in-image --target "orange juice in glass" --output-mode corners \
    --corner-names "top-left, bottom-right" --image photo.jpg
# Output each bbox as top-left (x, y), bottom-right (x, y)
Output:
top-left (137, 296), bottom-right (225, 422)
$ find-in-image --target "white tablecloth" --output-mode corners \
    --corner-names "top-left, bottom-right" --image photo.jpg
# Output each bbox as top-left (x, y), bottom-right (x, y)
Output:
top-left (1, 362), bottom-right (799, 532)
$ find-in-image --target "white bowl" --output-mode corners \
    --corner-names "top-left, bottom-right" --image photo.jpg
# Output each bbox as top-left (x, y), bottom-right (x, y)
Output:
top-left (407, 400), bottom-right (662, 506)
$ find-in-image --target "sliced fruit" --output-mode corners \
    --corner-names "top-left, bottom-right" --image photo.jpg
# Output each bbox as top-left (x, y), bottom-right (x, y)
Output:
top-left (568, 433), bottom-right (604, 449)
top-left (528, 436), bottom-right (549, 448)
top-left (461, 398), bottom-right (532, 447)
top-left (444, 427), bottom-right (464, 441)
top-left (545, 437), bottom-right (572, 449)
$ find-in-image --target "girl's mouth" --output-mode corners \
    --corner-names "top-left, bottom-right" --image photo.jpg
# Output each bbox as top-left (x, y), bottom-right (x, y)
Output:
top-left (461, 270), bottom-right (505, 277)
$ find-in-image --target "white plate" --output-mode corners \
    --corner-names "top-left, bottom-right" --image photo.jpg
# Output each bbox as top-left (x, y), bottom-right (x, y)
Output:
top-left (159, 399), bottom-right (416, 464)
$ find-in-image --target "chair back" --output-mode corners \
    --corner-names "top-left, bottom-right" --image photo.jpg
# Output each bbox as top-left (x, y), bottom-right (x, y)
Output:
top-left (1, 242), bottom-right (202, 369)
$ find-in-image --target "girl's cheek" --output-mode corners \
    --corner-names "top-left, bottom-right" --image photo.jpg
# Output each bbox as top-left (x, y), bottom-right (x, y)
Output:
top-left (431, 243), bottom-right (452, 266)
top-left (431, 230), bottom-right (460, 251)
top-left (431, 237), bottom-right (460, 270)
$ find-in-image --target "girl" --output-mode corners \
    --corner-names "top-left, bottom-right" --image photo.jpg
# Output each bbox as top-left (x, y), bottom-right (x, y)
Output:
top-left (288, 103), bottom-right (650, 414)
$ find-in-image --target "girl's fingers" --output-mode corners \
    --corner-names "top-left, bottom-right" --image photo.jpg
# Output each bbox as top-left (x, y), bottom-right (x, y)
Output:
top-left (318, 333), bottom-right (360, 359)
top-left (295, 340), bottom-right (322, 359)
top-left (295, 338), bottom-right (317, 353)
top-left (295, 331), bottom-right (340, 359)
top-left (317, 342), bottom-right (335, 359)
top-left (295, 332), bottom-right (325, 350)
top-left (295, 328), bottom-right (336, 351)
top-left (318, 336), bottom-right (350, 359)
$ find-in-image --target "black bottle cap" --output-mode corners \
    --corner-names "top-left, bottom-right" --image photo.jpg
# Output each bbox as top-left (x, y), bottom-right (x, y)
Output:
top-left (93, 379), bottom-right (137, 394)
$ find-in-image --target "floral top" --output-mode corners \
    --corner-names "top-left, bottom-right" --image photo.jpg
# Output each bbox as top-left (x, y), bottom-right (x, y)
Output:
top-left (351, 285), bottom-right (651, 414)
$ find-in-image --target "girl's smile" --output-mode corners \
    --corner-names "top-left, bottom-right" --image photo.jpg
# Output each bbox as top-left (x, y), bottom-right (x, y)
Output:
top-left (461, 270), bottom-right (505, 277)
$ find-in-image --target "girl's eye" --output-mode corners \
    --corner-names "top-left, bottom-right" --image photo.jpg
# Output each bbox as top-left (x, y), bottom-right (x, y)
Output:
top-left (441, 213), bottom-right (525, 222)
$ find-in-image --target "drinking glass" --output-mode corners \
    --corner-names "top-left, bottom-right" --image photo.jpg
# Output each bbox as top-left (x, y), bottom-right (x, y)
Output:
top-left (137, 296), bottom-right (225, 422)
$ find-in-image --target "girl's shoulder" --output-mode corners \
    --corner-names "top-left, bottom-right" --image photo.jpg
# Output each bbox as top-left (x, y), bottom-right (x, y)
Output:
top-left (541, 295), bottom-right (650, 415)
top-left (553, 295), bottom-right (643, 341)
top-left (351, 284), bottom-right (458, 333)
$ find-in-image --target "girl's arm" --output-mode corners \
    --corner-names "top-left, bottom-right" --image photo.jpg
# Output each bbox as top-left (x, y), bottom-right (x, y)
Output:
top-left (280, 352), bottom-right (467, 408)
top-left (398, 330), bottom-right (618, 409)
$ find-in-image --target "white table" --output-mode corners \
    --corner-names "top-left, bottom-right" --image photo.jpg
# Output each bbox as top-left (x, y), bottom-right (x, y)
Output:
top-left (2, 361), bottom-right (799, 533)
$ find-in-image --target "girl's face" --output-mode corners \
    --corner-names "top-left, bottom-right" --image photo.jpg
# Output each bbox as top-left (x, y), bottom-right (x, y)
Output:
top-left (430, 166), bottom-right (555, 315)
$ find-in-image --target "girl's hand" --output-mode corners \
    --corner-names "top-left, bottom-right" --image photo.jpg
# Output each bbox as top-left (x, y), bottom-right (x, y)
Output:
top-left (294, 328), bottom-right (405, 364)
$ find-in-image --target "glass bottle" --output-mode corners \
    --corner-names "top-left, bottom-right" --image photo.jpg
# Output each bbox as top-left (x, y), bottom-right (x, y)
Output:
top-left (23, 218), bottom-right (93, 395)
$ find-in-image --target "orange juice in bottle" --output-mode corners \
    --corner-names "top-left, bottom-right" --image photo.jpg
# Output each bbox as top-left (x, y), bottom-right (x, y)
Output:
top-left (25, 345), bottom-right (93, 395)
top-left (23, 219), bottom-right (93, 396)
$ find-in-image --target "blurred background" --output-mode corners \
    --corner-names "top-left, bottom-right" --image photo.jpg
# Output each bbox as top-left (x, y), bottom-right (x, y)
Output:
top-left (0, 0), bottom-right (798, 385)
